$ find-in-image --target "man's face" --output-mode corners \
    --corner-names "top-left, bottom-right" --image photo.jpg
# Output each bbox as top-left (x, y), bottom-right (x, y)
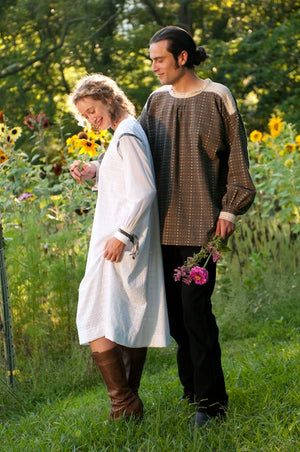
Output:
top-left (150, 39), bottom-right (186, 86)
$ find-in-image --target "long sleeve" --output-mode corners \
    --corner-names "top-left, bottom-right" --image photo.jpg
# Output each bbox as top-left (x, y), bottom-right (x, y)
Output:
top-left (216, 89), bottom-right (256, 217)
top-left (113, 133), bottom-right (156, 244)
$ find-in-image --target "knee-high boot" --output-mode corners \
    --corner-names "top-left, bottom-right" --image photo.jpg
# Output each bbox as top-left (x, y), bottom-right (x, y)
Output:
top-left (121, 346), bottom-right (147, 395)
top-left (91, 346), bottom-right (143, 420)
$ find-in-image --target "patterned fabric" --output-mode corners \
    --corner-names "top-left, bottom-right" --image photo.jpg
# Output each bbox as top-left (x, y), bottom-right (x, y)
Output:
top-left (139, 79), bottom-right (256, 246)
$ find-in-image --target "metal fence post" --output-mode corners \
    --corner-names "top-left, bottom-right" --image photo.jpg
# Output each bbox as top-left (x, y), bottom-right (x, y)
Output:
top-left (0, 209), bottom-right (17, 387)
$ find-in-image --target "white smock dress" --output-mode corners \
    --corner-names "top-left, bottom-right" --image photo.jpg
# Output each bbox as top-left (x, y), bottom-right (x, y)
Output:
top-left (76, 116), bottom-right (170, 348)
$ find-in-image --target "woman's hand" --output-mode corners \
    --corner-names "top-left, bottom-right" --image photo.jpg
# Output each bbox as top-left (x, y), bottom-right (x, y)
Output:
top-left (70, 160), bottom-right (97, 183)
top-left (104, 238), bottom-right (125, 263)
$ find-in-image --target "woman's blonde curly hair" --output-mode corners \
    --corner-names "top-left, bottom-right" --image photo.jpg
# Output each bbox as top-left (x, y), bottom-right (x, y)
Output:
top-left (69, 73), bottom-right (136, 128)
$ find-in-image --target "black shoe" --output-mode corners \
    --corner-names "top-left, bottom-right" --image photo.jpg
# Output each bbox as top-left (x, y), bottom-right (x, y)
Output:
top-left (180, 393), bottom-right (194, 404)
top-left (190, 411), bottom-right (211, 428)
top-left (190, 410), bottom-right (226, 429)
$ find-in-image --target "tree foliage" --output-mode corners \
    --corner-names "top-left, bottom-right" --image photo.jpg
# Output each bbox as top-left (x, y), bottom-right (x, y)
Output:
top-left (0, 0), bottom-right (299, 131)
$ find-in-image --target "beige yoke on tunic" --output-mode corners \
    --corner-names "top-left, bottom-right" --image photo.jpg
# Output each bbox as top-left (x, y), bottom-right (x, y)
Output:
top-left (76, 116), bottom-right (170, 348)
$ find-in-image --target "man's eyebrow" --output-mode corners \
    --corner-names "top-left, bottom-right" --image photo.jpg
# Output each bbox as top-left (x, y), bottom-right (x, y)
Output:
top-left (151, 55), bottom-right (164, 61)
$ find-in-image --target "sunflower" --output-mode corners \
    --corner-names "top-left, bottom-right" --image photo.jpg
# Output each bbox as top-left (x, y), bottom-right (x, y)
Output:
top-left (0, 124), bottom-right (6, 136)
top-left (5, 134), bottom-right (13, 145)
top-left (8, 126), bottom-right (22, 141)
top-left (284, 143), bottom-right (296, 154)
top-left (268, 117), bottom-right (283, 138)
top-left (66, 136), bottom-right (77, 153)
top-left (249, 130), bottom-right (262, 142)
top-left (0, 151), bottom-right (8, 163)
top-left (78, 139), bottom-right (98, 157)
top-left (66, 127), bottom-right (109, 158)
top-left (86, 130), bottom-right (99, 141)
top-left (284, 159), bottom-right (293, 167)
top-left (84, 126), bottom-right (109, 143)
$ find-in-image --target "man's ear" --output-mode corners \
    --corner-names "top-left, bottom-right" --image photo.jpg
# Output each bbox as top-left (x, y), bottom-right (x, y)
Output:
top-left (178, 50), bottom-right (188, 66)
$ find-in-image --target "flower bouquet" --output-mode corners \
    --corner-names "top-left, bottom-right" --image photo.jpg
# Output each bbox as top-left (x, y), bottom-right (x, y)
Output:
top-left (173, 235), bottom-right (230, 285)
top-left (66, 127), bottom-right (110, 189)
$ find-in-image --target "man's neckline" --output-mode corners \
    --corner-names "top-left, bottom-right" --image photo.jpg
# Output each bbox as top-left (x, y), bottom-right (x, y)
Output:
top-left (169, 79), bottom-right (211, 98)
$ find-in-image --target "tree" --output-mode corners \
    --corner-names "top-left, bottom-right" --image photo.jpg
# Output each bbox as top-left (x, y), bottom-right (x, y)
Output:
top-left (0, 0), bottom-right (299, 133)
top-left (208, 7), bottom-right (300, 129)
top-left (0, 0), bottom-right (127, 126)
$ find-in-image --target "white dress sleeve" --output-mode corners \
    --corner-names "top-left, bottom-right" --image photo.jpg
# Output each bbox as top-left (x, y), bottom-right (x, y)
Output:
top-left (113, 133), bottom-right (156, 244)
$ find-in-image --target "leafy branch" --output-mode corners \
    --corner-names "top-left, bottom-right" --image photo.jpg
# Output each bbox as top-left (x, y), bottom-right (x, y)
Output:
top-left (0, 13), bottom-right (117, 79)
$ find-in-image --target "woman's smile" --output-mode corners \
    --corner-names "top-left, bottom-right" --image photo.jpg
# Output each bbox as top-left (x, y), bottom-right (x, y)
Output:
top-left (76, 97), bottom-right (112, 130)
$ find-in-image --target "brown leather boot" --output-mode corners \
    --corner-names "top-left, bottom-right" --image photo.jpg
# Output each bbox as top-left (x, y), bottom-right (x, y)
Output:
top-left (92, 347), bottom-right (143, 420)
top-left (121, 346), bottom-right (147, 394)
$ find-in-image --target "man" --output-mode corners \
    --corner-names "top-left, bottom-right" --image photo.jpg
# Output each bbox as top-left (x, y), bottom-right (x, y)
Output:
top-left (139, 26), bottom-right (256, 428)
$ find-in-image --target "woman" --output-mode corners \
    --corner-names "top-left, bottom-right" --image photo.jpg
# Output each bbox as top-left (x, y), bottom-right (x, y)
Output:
top-left (69, 74), bottom-right (170, 421)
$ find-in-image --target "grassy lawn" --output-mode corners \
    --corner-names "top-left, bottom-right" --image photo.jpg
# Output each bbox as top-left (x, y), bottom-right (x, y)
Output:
top-left (1, 315), bottom-right (299, 451)
top-left (1, 216), bottom-right (299, 451)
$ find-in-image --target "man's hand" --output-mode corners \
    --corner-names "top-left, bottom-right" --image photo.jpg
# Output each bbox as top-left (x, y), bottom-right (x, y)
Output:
top-left (215, 218), bottom-right (235, 240)
top-left (104, 238), bottom-right (125, 263)
top-left (70, 160), bottom-right (96, 183)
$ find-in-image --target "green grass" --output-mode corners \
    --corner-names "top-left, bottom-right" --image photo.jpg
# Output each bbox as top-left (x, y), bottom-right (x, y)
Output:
top-left (1, 322), bottom-right (299, 451)
top-left (1, 337), bottom-right (299, 451)
top-left (1, 218), bottom-right (299, 451)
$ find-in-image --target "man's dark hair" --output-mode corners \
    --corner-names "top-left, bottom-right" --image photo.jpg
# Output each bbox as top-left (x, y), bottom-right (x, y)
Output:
top-left (150, 26), bottom-right (209, 69)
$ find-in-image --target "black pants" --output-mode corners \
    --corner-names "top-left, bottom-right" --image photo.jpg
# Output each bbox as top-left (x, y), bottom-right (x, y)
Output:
top-left (162, 245), bottom-right (228, 416)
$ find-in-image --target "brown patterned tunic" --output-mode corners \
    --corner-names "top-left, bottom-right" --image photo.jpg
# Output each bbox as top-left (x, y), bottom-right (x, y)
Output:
top-left (139, 79), bottom-right (256, 246)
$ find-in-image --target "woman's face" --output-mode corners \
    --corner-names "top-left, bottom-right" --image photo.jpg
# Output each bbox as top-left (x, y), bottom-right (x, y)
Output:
top-left (75, 97), bottom-right (112, 130)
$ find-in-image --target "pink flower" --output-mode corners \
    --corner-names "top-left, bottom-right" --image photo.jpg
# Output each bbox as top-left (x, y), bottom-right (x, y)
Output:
top-left (173, 265), bottom-right (193, 285)
top-left (24, 114), bottom-right (36, 130)
top-left (189, 266), bottom-right (209, 285)
top-left (18, 192), bottom-right (33, 201)
top-left (37, 113), bottom-right (50, 129)
top-left (183, 275), bottom-right (193, 285)
top-left (173, 236), bottom-right (227, 286)
top-left (207, 246), bottom-right (221, 262)
top-left (24, 113), bottom-right (50, 130)
top-left (174, 265), bottom-right (188, 281)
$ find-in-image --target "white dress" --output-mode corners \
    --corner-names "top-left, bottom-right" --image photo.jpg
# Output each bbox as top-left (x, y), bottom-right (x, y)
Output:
top-left (76, 116), bottom-right (170, 348)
